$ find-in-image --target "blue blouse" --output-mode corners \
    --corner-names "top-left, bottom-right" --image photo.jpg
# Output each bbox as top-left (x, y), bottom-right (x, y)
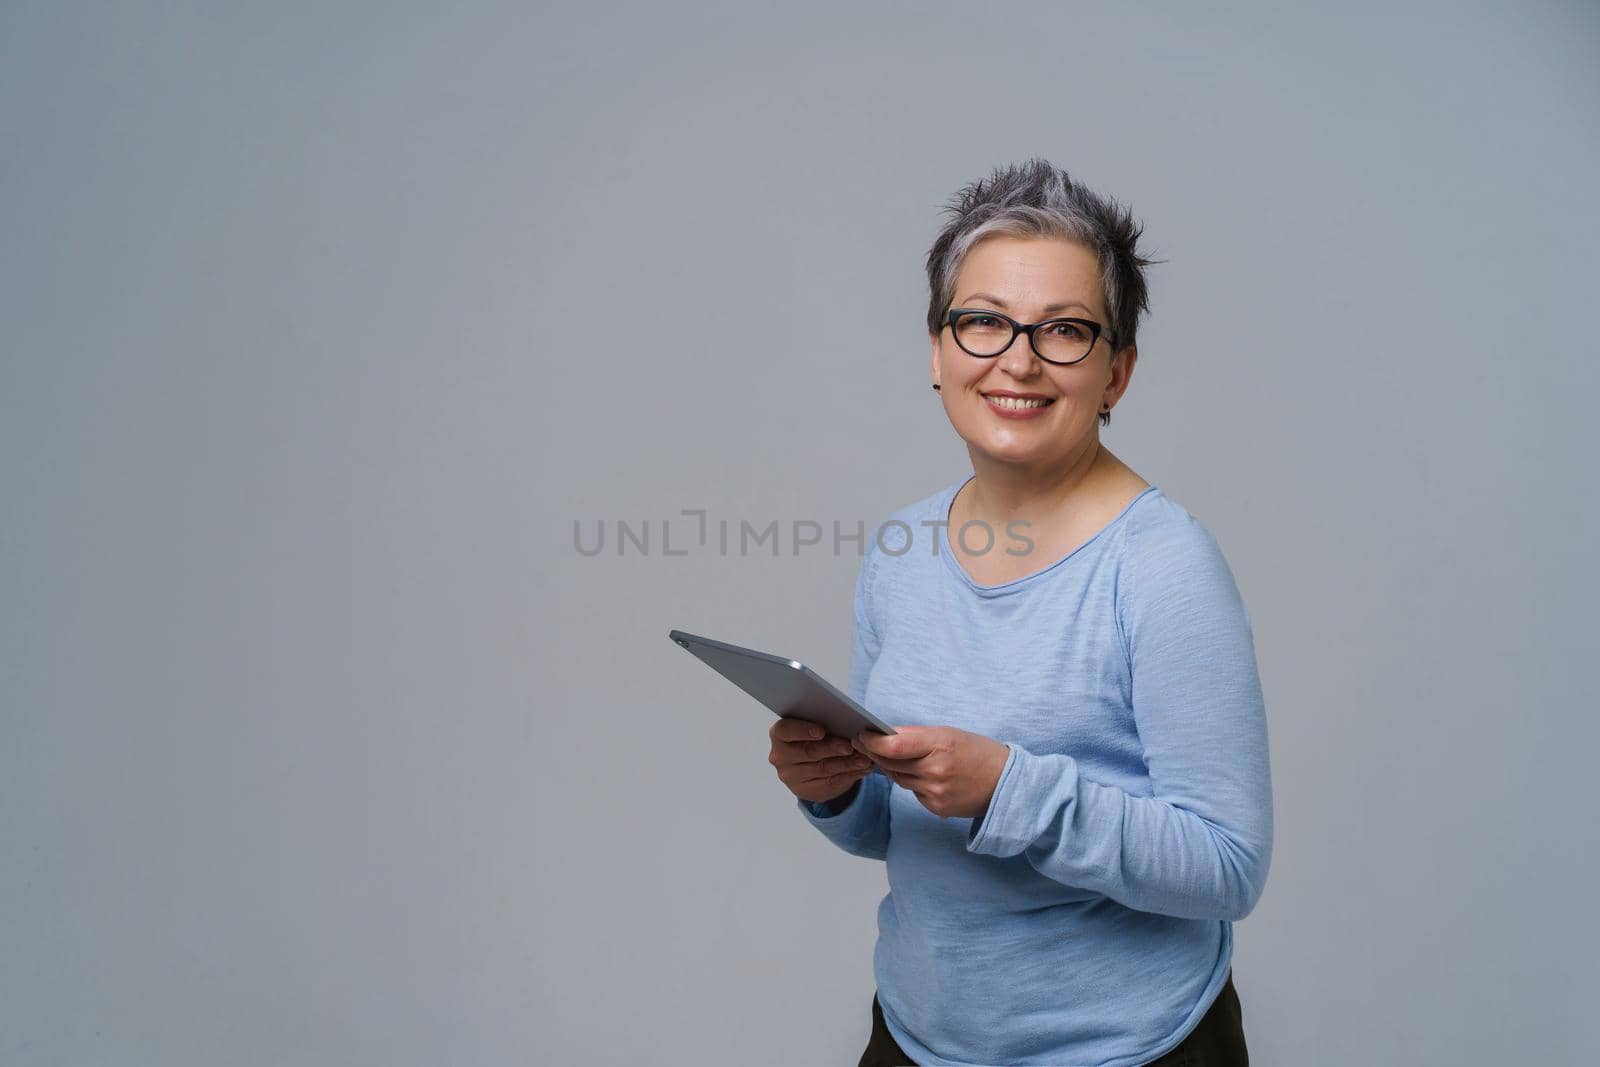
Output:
top-left (798, 476), bottom-right (1273, 1067)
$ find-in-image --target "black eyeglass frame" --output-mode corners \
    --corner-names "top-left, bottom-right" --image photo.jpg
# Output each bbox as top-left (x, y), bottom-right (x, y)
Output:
top-left (943, 307), bottom-right (1117, 366)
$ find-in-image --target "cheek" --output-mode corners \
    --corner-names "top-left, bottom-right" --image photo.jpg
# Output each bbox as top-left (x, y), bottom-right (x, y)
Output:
top-left (941, 358), bottom-right (985, 387)
top-left (1055, 376), bottom-right (1102, 403)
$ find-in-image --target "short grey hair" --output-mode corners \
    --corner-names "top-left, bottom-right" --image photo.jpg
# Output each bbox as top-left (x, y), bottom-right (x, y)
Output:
top-left (925, 158), bottom-right (1159, 360)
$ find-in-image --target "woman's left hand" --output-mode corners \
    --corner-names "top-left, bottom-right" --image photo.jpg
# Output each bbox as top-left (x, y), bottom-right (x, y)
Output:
top-left (852, 726), bottom-right (1010, 820)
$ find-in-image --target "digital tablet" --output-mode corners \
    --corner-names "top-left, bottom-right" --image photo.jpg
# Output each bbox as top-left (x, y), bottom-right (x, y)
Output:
top-left (668, 629), bottom-right (898, 739)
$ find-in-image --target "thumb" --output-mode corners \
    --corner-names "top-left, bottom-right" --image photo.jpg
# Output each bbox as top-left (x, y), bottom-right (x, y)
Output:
top-left (857, 726), bottom-right (925, 759)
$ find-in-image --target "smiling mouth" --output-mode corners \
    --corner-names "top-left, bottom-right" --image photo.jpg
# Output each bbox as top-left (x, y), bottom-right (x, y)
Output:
top-left (982, 394), bottom-right (1055, 410)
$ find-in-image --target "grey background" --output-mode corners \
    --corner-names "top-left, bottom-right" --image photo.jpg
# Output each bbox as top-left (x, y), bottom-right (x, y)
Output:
top-left (3, 2), bottom-right (1596, 1064)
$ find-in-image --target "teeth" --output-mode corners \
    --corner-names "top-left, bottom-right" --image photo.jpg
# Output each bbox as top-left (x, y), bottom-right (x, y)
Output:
top-left (987, 395), bottom-right (1050, 410)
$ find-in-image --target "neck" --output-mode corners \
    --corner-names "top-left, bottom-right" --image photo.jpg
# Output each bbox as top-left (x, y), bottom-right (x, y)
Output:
top-left (964, 439), bottom-right (1110, 523)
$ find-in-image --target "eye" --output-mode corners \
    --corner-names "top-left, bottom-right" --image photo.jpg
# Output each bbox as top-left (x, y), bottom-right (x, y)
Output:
top-left (1047, 321), bottom-right (1090, 340)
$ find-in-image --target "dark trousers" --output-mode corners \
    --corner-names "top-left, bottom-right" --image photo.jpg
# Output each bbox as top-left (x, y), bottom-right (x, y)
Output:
top-left (857, 969), bottom-right (1248, 1067)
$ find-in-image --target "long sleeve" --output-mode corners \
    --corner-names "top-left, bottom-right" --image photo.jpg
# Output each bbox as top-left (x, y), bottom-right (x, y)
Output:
top-left (964, 514), bottom-right (1274, 921)
top-left (796, 541), bottom-right (893, 861)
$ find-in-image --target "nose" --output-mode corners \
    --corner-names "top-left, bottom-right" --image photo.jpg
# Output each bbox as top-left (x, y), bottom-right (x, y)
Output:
top-left (996, 329), bottom-right (1043, 380)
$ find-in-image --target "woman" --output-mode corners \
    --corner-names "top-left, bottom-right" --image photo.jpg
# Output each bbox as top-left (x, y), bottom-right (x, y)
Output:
top-left (768, 159), bottom-right (1273, 1067)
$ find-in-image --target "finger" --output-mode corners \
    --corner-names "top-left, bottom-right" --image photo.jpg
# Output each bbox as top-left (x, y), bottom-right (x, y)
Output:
top-left (799, 753), bottom-right (873, 784)
top-left (858, 750), bottom-right (924, 775)
top-left (774, 718), bottom-right (825, 743)
top-left (798, 767), bottom-right (868, 794)
top-left (883, 771), bottom-right (931, 805)
top-left (772, 736), bottom-right (855, 766)
top-left (877, 768), bottom-right (920, 794)
top-left (856, 727), bottom-right (943, 766)
top-left (851, 729), bottom-right (907, 758)
top-left (796, 737), bottom-right (855, 763)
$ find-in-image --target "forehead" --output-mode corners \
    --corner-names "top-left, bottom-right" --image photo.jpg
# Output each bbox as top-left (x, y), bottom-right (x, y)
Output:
top-left (954, 235), bottom-right (1104, 316)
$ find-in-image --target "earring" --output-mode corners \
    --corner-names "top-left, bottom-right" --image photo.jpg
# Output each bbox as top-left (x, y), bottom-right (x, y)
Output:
top-left (932, 384), bottom-right (941, 392)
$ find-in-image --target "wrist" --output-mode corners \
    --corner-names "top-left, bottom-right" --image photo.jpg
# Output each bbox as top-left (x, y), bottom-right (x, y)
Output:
top-left (821, 780), bottom-right (861, 815)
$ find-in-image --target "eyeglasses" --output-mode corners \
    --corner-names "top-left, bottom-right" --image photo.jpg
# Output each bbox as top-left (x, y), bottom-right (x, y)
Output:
top-left (943, 307), bottom-right (1115, 366)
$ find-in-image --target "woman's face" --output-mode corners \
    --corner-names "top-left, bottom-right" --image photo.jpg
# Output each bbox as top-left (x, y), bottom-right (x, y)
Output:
top-left (929, 234), bottom-right (1134, 474)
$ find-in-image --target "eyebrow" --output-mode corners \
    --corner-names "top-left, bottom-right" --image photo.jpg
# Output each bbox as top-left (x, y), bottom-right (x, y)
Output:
top-left (956, 292), bottom-right (1097, 318)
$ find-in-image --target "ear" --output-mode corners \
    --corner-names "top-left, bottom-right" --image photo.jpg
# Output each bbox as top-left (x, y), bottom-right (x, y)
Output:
top-left (929, 331), bottom-right (941, 389)
top-left (1106, 344), bottom-right (1137, 405)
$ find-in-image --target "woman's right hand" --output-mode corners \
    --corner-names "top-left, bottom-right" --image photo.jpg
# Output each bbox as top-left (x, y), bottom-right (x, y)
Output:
top-left (769, 717), bottom-right (875, 804)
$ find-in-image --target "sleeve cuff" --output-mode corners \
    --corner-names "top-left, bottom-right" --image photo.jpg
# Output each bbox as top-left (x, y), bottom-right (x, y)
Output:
top-left (967, 742), bottom-right (1074, 856)
top-left (801, 797), bottom-right (843, 818)
top-left (798, 778), bottom-right (862, 820)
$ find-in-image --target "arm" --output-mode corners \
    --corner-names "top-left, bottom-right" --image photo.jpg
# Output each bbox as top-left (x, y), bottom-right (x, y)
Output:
top-left (964, 515), bottom-right (1274, 921)
top-left (798, 768), bottom-right (893, 859)
top-left (796, 542), bottom-right (893, 861)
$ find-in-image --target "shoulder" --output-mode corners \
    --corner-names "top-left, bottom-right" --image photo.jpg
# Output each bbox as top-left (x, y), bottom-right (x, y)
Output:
top-left (1117, 487), bottom-right (1229, 570)
top-left (854, 478), bottom-right (961, 598)
top-left (1115, 489), bottom-right (1244, 608)
top-left (1114, 489), bottom-right (1252, 635)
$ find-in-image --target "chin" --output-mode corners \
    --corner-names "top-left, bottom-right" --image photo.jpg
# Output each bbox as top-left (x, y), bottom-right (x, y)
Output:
top-left (969, 439), bottom-right (1051, 464)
